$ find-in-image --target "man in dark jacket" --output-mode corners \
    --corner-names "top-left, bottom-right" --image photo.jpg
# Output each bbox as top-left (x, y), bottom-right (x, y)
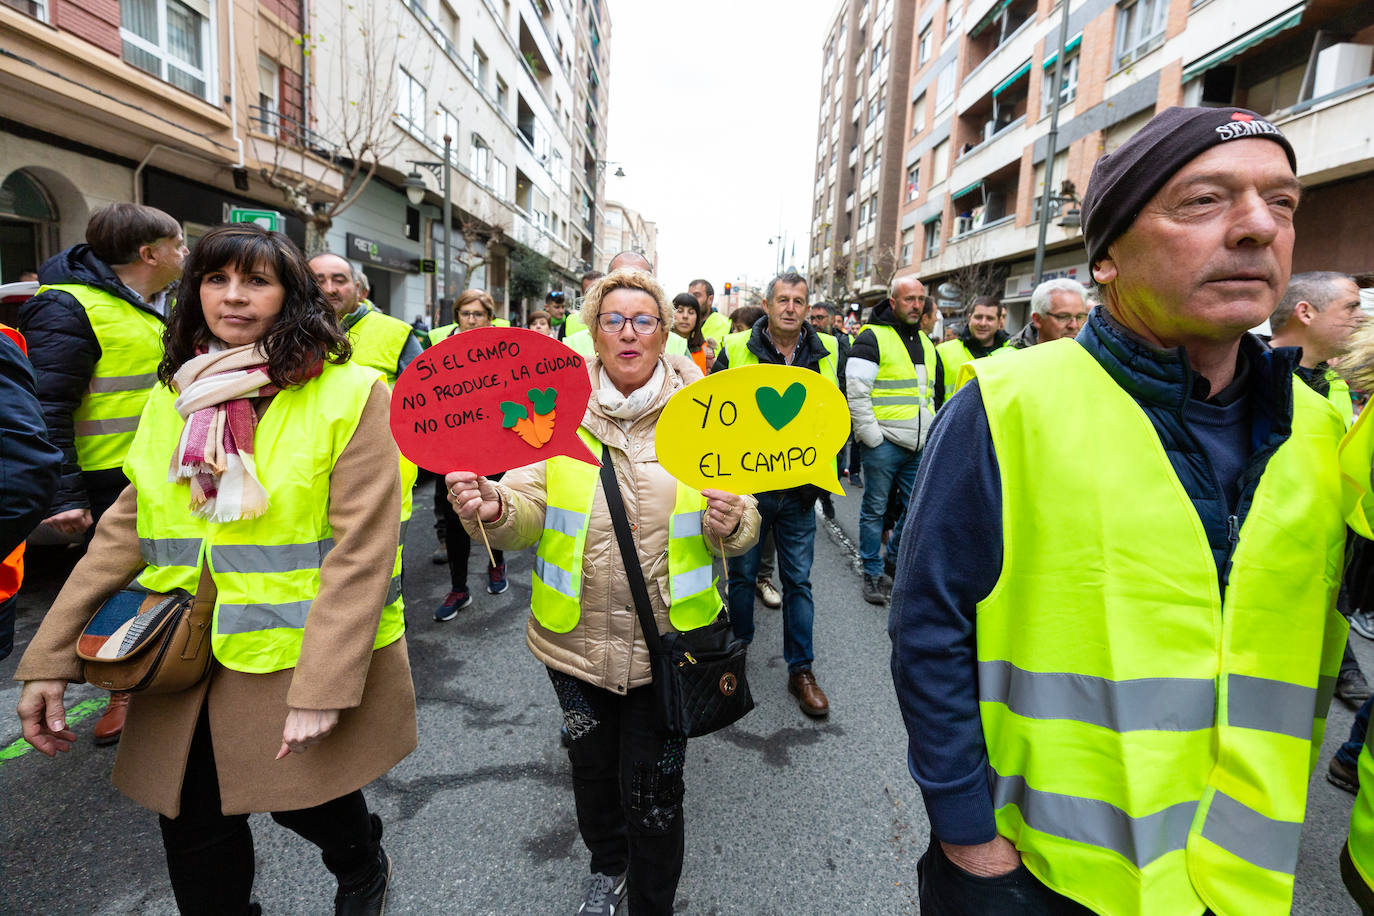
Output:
top-left (18, 201), bottom-right (185, 744)
top-left (713, 271), bottom-right (840, 718)
top-left (0, 325), bottom-right (62, 659)
top-left (808, 301), bottom-right (851, 519)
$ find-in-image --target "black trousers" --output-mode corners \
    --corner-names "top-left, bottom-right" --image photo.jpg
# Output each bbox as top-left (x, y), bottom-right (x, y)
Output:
top-left (548, 668), bottom-right (685, 916)
top-left (434, 476), bottom-right (503, 592)
top-left (157, 706), bottom-right (374, 915)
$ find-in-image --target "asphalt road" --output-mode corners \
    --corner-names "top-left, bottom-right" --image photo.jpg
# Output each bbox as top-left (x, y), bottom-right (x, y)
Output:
top-left (0, 480), bottom-right (1367, 914)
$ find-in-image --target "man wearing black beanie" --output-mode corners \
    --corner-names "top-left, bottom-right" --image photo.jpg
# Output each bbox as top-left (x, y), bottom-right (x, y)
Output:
top-left (890, 106), bottom-right (1347, 915)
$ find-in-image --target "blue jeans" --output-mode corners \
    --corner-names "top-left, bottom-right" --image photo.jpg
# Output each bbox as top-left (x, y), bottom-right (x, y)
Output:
top-left (1338, 693), bottom-right (1373, 768)
top-left (859, 439), bottom-right (921, 577)
top-left (726, 490), bottom-right (817, 675)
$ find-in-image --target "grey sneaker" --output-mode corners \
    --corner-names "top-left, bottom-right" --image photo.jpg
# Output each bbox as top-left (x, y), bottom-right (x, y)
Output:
top-left (1329, 755), bottom-right (1360, 795)
top-left (1337, 668), bottom-right (1374, 707)
top-left (578, 872), bottom-right (626, 915)
top-left (862, 574), bottom-right (886, 605)
top-left (1353, 609), bottom-right (1374, 640)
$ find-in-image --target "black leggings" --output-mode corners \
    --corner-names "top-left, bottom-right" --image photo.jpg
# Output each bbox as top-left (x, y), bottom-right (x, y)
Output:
top-left (158, 706), bottom-right (374, 915)
top-left (549, 668), bottom-right (686, 916)
top-left (435, 475), bottom-right (503, 592)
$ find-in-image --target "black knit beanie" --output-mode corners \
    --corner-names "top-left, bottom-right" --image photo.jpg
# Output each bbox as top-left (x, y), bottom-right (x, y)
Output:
top-left (1081, 106), bottom-right (1297, 269)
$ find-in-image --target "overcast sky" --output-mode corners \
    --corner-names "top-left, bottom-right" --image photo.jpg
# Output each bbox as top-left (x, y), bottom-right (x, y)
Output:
top-left (603, 0), bottom-right (837, 298)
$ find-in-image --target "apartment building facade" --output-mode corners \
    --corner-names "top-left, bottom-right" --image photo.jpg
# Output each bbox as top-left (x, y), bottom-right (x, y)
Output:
top-left (599, 198), bottom-right (657, 271)
top-left (808, 0), bottom-right (917, 311)
top-left (810, 0), bottom-right (1374, 326)
top-left (0, 0), bottom-right (612, 325)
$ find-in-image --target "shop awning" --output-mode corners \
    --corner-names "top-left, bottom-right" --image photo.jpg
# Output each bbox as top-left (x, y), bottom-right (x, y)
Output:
top-left (993, 60), bottom-right (1031, 97)
top-left (1043, 33), bottom-right (1083, 69)
top-left (1182, 4), bottom-right (1305, 81)
top-left (970, 0), bottom-right (1013, 39)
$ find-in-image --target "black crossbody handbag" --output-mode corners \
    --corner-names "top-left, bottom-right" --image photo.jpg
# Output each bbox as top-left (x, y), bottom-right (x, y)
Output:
top-left (598, 445), bottom-right (754, 738)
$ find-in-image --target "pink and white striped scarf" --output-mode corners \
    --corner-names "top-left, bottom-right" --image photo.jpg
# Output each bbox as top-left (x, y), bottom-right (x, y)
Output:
top-left (168, 345), bottom-right (277, 521)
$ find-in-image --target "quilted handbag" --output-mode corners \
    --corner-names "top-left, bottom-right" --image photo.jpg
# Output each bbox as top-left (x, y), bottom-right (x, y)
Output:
top-left (599, 446), bottom-right (754, 738)
top-left (77, 588), bottom-right (212, 694)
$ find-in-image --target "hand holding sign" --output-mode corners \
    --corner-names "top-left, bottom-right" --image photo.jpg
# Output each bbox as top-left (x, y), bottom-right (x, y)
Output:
top-left (389, 327), bottom-right (597, 476)
top-left (655, 364), bottom-right (849, 495)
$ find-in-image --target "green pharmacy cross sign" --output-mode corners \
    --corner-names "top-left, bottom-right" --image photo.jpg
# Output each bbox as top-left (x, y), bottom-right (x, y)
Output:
top-left (229, 208), bottom-right (283, 232)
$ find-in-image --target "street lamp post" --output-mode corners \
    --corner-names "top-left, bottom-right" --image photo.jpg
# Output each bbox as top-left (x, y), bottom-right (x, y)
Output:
top-left (404, 133), bottom-right (452, 327)
top-left (1033, 4), bottom-right (1072, 286)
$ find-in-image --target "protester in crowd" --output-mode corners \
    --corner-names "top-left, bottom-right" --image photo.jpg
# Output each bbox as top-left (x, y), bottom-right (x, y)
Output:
top-left (730, 305), bottom-right (765, 334)
top-left (935, 297), bottom-right (1008, 393)
top-left (18, 269), bottom-right (38, 282)
top-left (891, 106), bottom-right (1345, 915)
top-left (689, 278), bottom-right (731, 346)
top-left (671, 291), bottom-right (713, 375)
top-left (1010, 278), bottom-right (1090, 349)
top-left (311, 255), bottom-right (421, 387)
top-left (19, 201), bottom-right (187, 745)
top-left (433, 289), bottom-right (508, 620)
top-left (0, 323), bottom-right (62, 660)
top-left (15, 223), bottom-right (416, 916)
top-left (446, 268), bottom-right (758, 916)
top-left (545, 290), bottom-right (568, 337)
top-left (713, 270), bottom-right (840, 718)
top-left (808, 301), bottom-right (851, 520)
top-left (847, 276), bottom-right (944, 604)
top-left (527, 308), bottom-right (556, 337)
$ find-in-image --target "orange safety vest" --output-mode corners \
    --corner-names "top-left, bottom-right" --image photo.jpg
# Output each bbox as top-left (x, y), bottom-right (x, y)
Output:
top-left (1, 323), bottom-right (28, 603)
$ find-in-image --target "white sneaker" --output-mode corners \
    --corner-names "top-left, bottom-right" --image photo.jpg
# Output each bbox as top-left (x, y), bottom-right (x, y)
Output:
top-left (756, 580), bottom-right (783, 609)
top-left (1352, 609), bottom-right (1374, 640)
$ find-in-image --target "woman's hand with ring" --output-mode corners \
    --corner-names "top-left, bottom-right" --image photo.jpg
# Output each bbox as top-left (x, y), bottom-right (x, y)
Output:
top-left (702, 489), bottom-right (744, 539)
top-left (446, 471), bottom-right (502, 522)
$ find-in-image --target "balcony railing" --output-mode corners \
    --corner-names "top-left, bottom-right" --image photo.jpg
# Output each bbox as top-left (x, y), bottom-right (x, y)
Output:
top-left (248, 105), bottom-right (335, 157)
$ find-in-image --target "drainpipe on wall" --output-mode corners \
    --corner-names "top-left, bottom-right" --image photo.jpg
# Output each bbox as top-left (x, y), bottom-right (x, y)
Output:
top-left (227, 0), bottom-right (245, 169)
top-left (300, 0), bottom-right (310, 131)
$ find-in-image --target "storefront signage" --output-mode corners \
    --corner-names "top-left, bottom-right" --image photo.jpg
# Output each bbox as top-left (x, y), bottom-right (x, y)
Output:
top-left (347, 233), bottom-right (420, 273)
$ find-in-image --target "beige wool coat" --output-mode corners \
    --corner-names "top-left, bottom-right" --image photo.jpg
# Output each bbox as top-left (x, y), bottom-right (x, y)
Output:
top-left (16, 380), bottom-right (418, 818)
top-left (466, 354), bottom-right (761, 695)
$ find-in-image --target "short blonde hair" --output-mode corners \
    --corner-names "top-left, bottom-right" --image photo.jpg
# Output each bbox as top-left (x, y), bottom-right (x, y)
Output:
top-left (580, 268), bottom-right (672, 333)
top-left (453, 288), bottom-right (495, 322)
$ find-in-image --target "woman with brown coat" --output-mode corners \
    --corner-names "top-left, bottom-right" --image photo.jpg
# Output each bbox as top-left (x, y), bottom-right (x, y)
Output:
top-left (447, 268), bottom-right (761, 916)
top-left (14, 225), bottom-right (416, 916)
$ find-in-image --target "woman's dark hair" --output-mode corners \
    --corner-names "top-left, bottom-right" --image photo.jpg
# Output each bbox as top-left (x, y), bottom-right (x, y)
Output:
top-left (672, 291), bottom-right (706, 352)
top-left (159, 224), bottom-right (351, 388)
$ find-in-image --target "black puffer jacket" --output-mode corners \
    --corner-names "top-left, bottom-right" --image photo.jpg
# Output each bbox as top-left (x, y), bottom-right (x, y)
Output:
top-left (17, 245), bottom-right (166, 516)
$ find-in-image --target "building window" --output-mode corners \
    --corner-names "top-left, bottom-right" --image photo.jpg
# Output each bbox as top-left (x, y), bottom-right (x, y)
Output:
top-left (472, 42), bottom-right (488, 88)
top-left (911, 92), bottom-right (926, 135)
top-left (440, 108), bottom-right (460, 161)
top-left (1114, 0), bottom-right (1168, 70)
top-left (867, 195), bottom-right (878, 225)
top-left (900, 228), bottom-right (915, 265)
top-left (935, 61), bottom-right (957, 111)
top-left (396, 67), bottom-right (426, 135)
top-left (496, 75), bottom-right (509, 112)
top-left (871, 38), bottom-right (884, 73)
top-left (867, 95), bottom-right (880, 124)
top-left (1042, 50), bottom-right (1079, 110)
top-left (3, 0), bottom-right (48, 19)
top-left (120, 0), bottom-right (214, 99)
top-left (438, 0), bottom-right (459, 55)
top-left (918, 26), bottom-right (932, 66)
top-left (470, 133), bottom-right (490, 184)
top-left (858, 198), bottom-right (870, 225)
top-left (946, 1), bottom-right (962, 39)
top-left (906, 164), bottom-right (920, 201)
top-left (924, 218), bottom-right (942, 258)
top-left (256, 54), bottom-right (279, 137)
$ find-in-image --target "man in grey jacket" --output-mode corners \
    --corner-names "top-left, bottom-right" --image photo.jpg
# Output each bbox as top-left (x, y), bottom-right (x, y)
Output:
top-left (846, 275), bottom-right (944, 604)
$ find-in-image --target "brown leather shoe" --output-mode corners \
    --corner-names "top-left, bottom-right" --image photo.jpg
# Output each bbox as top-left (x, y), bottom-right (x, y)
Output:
top-left (93, 691), bottom-right (130, 746)
top-left (788, 671), bottom-right (830, 718)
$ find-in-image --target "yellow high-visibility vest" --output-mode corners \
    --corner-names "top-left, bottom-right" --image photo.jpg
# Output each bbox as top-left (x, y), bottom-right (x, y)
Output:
top-left (347, 305), bottom-right (413, 386)
top-left (124, 360), bottom-right (405, 673)
top-left (971, 339), bottom-right (1347, 916)
top-left (723, 329), bottom-right (838, 387)
top-left (40, 283), bottom-right (164, 471)
top-left (862, 324), bottom-right (937, 427)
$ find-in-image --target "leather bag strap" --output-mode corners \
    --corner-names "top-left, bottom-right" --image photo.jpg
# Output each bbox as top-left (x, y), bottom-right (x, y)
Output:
top-left (598, 444), bottom-right (666, 655)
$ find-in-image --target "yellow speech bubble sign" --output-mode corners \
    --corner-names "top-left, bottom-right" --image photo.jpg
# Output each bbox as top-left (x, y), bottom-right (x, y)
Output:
top-left (656, 364), bottom-right (850, 495)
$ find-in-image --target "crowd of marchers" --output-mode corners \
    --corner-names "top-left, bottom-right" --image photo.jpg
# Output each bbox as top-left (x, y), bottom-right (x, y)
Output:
top-left (4, 104), bottom-right (1374, 916)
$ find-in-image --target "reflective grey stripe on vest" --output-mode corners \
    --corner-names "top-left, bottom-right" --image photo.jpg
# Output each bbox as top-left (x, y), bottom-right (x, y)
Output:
top-left (672, 510), bottom-right (702, 539)
top-left (873, 377), bottom-right (921, 389)
top-left (993, 770), bottom-right (1198, 869)
top-left (545, 506), bottom-right (586, 538)
top-left (217, 599), bottom-right (313, 633)
top-left (978, 660), bottom-right (1216, 732)
top-left (1199, 790), bottom-right (1302, 875)
top-left (397, 518), bottom-right (410, 545)
top-left (535, 555), bottom-right (575, 597)
top-left (671, 565), bottom-right (714, 599)
top-left (88, 372), bottom-right (157, 393)
top-left (140, 537), bottom-right (201, 568)
top-left (1226, 673), bottom-right (1323, 741)
top-left (385, 573), bottom-right (402, 606)
top-left (75, 416), bottom-right (140, 436)
top-left (211, 540), bottom-right (333, 575)
top-left (871, 396), bottom-right (927, 405)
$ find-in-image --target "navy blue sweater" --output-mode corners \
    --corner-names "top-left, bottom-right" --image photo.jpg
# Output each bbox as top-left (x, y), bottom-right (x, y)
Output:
top-left (888, 308), bottom-right (1300, 845)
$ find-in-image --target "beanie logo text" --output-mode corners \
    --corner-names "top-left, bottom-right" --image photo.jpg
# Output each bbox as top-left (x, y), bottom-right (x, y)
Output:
top-left (1215, 115), bottom-right (1283, 141)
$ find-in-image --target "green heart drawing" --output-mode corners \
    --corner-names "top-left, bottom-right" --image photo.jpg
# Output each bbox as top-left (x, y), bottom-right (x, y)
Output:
top-left (755, 382), bottom-right (807, 431)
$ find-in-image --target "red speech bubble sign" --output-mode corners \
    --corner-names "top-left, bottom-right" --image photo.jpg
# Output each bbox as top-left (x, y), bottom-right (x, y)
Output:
top-left (389, 327), bottom-right (598, 475)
